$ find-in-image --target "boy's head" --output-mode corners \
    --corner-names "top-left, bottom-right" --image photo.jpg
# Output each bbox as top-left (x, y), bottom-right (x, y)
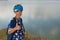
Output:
top-left (13, 4), bottom-right (23, 17)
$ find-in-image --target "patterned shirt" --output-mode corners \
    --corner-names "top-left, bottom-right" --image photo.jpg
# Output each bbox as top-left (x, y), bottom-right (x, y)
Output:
top-left (7, 17), bottom-right (25, 40)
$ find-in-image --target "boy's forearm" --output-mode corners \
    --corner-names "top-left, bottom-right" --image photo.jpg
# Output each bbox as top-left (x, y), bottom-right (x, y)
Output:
top-left (22, 26), bottom-right (25, 32)
top-left (22, 27), bottom-right (27, 35)
top-left (8, 27), bottom-right (16, 34)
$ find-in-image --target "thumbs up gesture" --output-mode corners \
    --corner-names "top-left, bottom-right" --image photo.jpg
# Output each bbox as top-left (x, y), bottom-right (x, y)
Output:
top-left (15, 23), bottom-right (21, 30)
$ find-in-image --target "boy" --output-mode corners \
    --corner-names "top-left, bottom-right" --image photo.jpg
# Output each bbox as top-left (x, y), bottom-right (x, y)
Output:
top-left (7, 4), bottom-right (26, 40)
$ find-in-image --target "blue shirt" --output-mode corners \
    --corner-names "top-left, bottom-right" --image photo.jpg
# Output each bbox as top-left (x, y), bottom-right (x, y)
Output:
top-left (7, 17), bottom-right (25, 40)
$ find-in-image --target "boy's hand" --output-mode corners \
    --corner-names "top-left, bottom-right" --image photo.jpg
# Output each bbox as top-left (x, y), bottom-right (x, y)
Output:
top-left (8, 23), bottom-right (21, 34)
top-left (23, 31), bottom-right (28, 35)
top-left (15, 23), bottom-right (21, 30)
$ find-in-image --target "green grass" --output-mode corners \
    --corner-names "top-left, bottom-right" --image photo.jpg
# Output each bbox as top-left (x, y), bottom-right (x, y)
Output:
top-left (0, 29), bottom-right (47, 40)
top-left (0, 29), bottom-right (34, 40)
top-left (0, 29), bottom-right (6, 40)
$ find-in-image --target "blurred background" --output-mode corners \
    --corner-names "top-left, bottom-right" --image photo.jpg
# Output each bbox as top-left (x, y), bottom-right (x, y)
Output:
top-left (0, 0), bottom-right (60, 40)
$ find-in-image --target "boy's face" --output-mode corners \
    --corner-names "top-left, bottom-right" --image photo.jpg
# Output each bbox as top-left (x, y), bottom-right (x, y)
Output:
top-left (14, 10), bottom-right (22, 17)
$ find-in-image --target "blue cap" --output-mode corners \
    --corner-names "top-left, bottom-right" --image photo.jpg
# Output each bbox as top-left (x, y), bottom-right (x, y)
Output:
top-left (13, 4), bottom-right (23, 12)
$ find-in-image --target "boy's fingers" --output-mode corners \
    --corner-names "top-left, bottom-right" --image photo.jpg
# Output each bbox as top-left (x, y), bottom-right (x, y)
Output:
top-left (8, 28), bottom-right (13, 32)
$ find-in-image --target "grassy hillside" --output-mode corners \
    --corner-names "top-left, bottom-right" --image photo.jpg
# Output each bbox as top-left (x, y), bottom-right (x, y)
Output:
top-left (0, 29), bottom-right (6, 40)
top-left (0, 29), bottom-right (48, 40)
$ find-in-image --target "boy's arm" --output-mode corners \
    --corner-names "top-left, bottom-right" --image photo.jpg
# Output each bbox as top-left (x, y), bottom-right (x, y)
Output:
top-left (8, 23), bottom-right (21, 34)
top-left (21, 18), bottom-right (27, 35)
top-left (22, 25), bottom-right (28, 35)
top-left (8, 27), bottom-right (16, 34)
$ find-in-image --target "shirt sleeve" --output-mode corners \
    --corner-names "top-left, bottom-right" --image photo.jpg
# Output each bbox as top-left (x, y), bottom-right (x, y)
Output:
top-left (8, 20), bottom-right (14, 29)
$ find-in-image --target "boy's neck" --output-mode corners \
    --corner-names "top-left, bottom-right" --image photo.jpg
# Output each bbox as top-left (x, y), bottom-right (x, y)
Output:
top-left (15, 15), bottom-right (20, 19)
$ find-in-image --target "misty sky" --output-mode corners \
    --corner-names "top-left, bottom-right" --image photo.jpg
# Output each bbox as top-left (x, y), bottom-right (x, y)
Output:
top-left (0, 0), bottom-right (60, 21)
